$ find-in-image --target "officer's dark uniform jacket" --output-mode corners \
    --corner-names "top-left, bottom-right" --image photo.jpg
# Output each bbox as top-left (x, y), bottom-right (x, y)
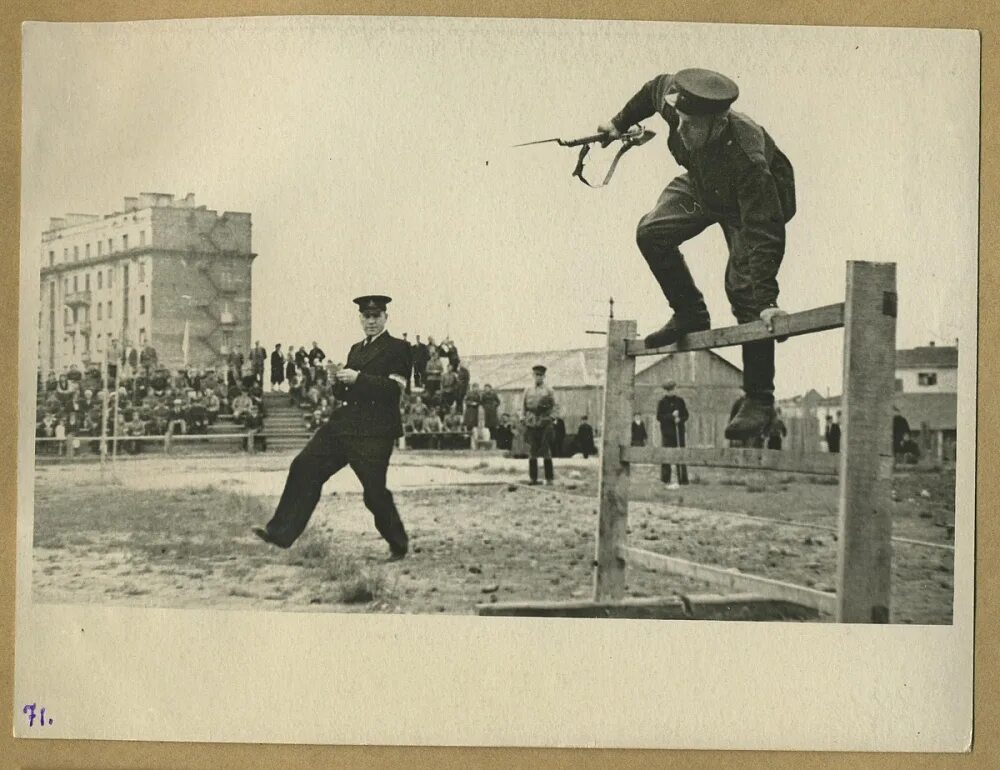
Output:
top-left (612, 73), bottom-right (796, 315)
top-left (329, 331), bottom-right (410, 438)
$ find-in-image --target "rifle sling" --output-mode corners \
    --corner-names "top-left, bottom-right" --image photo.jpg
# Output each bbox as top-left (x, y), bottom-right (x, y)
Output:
top-left (571, 139), bottom-right (637, 188)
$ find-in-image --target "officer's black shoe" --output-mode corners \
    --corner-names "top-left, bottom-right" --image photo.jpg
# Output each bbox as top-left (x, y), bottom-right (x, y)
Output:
top-left (387, 549), bottom-right (407, 563)
top-left (644, 314), bottom-right (711, 349)
top-left (724, 400), bottom-right (776, 441)
top-left (252, 526), bottom-right (288, 548)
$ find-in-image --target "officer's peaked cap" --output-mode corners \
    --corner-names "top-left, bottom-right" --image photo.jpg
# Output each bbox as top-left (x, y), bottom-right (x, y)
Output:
top-left (532, 365), bottom-right (547, 374)
top-left (668, 69), bottom-right (739, 116)
top-left (353, 295), bottom-right (392, 313)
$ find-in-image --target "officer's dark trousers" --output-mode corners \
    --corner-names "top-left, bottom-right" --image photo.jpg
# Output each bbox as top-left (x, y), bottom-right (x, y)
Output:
top-left (264, 422), bottom-right (408, 553)
top-left (636, 174), bottom-right (778, 403)
top-left (659, 425), bottom-right (688, 484)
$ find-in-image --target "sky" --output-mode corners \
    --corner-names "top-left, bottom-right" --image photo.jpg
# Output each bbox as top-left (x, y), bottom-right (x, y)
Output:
top-left (21, 17), bottom-right (979, 398)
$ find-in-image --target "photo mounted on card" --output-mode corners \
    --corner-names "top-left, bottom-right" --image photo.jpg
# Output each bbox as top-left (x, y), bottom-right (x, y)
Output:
top-left (15, 15), bottom-right (977, 751)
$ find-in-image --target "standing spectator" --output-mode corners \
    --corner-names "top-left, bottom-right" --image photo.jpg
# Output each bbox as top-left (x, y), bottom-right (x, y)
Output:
top-left (493, 413), bottom-right (513, 451)
top-left (228, 345), bottom-right (245, 385)
top-left (575, 415), bottom-right (597, 459)
top-left (480, 384), bottom-right (500, 432)
top-left (285, 348), bottom-right (298, 396)
top-left (424, 347), bottom-right (443, 397)
top-left (522, 364), bottom-right (557, 485)
top-left (140, 341), bottom-right (158, 376)
top-left (631, 415), bottom-right (648, 447)
top-left (412, 335), bottom-right (429, 388)
top-left (440, 365), bottom-right (458, 413)
top-left (893, 407), bottom-right (911, 454)
top-left (552, 413), bottom-right (567, 457)
top-left (308, 340), bottom-right (326, 367)
top-left (825, 414), bottom-right (841, 453)
top-left (294, 346), bottom-right (308, 369)
top-left (657, 380), bottom-right (689, 488)
top-left (251, 340), bottom-right (268, 387)
top-left (240, 356), bottom-right (256, 390)
top-left (270, 343), bottom-right (286, 392)
top-left (455, 359), bottom-right (470, 412)
top-left (463, 383), bottom-right (481, 431)
top-left (766, 408), bottom-right (787, 450)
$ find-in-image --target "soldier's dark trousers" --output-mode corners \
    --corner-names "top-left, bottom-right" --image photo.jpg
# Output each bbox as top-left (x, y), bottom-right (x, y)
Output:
top-left (263, 422), bottom-right (408, 553)
top-left (636, 174), bottom-right (778, 404)
top-left (659, 425), bottom-right (689, 484)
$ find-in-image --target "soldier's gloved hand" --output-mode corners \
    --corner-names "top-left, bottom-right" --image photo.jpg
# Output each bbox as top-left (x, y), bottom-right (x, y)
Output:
top-left (759, 306), bottom-right (789, 342)
top-left (597, 121), bottom-right (622, 148)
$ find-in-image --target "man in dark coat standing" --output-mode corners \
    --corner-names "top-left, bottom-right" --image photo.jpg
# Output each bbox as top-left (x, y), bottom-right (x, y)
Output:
top-left (412, 335), bottom-right (429, 388)
top-left (253, 295), bottom-right (410, 560)
top-left (599, 68), bottom-right (796, 442)
top-left (656, 380), bottom-right (689, 488)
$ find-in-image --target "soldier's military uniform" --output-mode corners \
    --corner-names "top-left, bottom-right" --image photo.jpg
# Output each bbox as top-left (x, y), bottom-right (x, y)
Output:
top-left (256, 295), bottom-right (410, 559)
top-left (610, 68), bottom-right (796, 437)
top-left (522, 364), bottom-right (557, 484)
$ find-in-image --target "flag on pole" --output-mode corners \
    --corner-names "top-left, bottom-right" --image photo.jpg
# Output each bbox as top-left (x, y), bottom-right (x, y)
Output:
top-left (182, 320), bottom-right (190, 366)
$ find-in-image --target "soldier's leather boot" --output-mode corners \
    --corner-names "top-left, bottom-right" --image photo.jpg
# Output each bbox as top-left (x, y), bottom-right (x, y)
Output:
top-left (724, 398), bottom-right (776, 441)
top-left (543, 459), bottom-right (554, 485)
top-left (528, 458), bottom-right (539, 485)
top-left (644, 313), bottom-right (711, 349)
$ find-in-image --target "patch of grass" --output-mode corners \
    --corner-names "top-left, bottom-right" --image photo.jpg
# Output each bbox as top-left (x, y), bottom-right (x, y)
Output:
top-left (228, 586), bottom-right (256, 598)
top-left (297, 535), bottom-right (332, 563)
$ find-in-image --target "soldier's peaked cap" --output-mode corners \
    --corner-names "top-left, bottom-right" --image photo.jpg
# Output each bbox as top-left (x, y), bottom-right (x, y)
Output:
top-left (667, 69), bottom-right (739, 116)
top-left (532, 365), bottom-right (547, 374)
top-left (353, 295), bottom-right (392, 312)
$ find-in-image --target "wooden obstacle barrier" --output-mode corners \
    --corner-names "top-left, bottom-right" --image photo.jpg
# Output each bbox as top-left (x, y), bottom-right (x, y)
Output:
top-left (478, 261), bottom-right (897, 623)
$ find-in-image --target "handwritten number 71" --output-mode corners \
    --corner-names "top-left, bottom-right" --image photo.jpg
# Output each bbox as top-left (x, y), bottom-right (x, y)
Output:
top-left (23, 703), bottom-right (53, 727)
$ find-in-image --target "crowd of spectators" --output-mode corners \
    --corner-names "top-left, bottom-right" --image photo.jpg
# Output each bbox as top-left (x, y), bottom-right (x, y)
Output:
top-left (35, 342), bottom-right (269, 455)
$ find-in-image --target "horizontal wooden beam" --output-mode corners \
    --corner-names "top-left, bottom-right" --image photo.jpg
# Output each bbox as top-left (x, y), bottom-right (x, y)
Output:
top-left (622, 546), bottom-right (837, 616)
top-left (476, 594), bottom-right (818, 621)
top-left (626, 303), bottom-right (845, 357)
top-left (621, 445), bottom-right (840, 476)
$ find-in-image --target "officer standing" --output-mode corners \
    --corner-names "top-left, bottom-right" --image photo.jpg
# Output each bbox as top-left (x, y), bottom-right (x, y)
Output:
top-left (656, 380), bottom-right (689, 488)
top-left (598, 68), bottom-right (796, 440)
top-left (522, 364), bottom-right (557, 485)
top-left (253, 295), bottom-right (410, 561)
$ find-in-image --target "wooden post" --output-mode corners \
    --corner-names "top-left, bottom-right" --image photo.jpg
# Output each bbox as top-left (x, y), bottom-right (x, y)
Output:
top-left (594, 318), bottom-right (636, 600)
top-left (836, 261), bottom-right (896, 623)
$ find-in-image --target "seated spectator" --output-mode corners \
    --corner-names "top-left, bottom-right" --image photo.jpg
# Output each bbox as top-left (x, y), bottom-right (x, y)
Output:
top-left (124, 411), bottom-right (147, 454)
top-left (231, 389), bottom-right (253, 425)
top-left (444, 405), bottom-right (464, 433)
top-left (66, 364), bottom-right (83, 388)
top-left (243, 404), bottom-right (266, 452)
top-left (203, 389), bottom-right (221, 424)
top-left (167, 397), bottom-right (188, 436)
top-left (171, 369), bottom-right (189, 392)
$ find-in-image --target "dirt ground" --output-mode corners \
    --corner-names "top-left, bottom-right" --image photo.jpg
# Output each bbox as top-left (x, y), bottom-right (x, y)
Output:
top-left (30, 450), bottom-right (955, 623)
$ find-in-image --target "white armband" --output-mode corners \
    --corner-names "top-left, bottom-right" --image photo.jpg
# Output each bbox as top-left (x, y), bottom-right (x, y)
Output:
top-left (389, 374), bottom-right (407, 390)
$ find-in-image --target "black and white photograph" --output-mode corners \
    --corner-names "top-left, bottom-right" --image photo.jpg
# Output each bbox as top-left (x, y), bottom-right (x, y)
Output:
top-left (15, 15), bottom-right (977, 750)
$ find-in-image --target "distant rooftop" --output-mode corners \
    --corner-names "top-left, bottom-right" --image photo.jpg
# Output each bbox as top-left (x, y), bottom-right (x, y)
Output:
top-left (896, 344), bottom-right (958, 369)
top-left (46, 192), bottom-right (202, 232)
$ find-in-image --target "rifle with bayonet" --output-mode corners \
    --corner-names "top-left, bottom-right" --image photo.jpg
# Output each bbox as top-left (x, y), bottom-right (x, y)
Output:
top-left (513, 125), bottom-right (656, 188)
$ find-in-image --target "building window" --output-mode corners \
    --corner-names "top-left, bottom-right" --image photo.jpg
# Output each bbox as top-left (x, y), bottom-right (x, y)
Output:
top-left (72, 307), bottom-right (78, 324)
top-left (85, 273), bottom-right (90, 291)
top-left (73, 245), bottom-right (79, 261)
top-left (98, 272), bottom-right (103, 290)
top-left (64, 308), bottom-right (69, 326)
top-left (918, 372), bottom-right (938, 387)
top-left (96, 333), bottom-right (102, 351)
top-left (139, 328), bottom-right (146, 345)
top-left (97, 240), bottom-right (103, 256)
top-left (895, 378), bottom-right (903, 392)
top-left (63, 278), bottom-right (69, 294)
top-left (138, 261), bottom-right (146, 282)
top-left (97, 304), bottom-right (102, 320)
top-left (84, 306), bottom-right (90, 323)
top-left (108, 238), bottom-right (113, 253)
top-left (48, 250), bottom-right (54, 267)
top-left (86, 243), bottom-right (91, 258)
top-left (222, 330), bottom-right (233, 353)
top-left (107, 301), bottom-right (113, 319)
top-left (73, 275), bottom-right (78, 292)
top-left (139, 295), bottom-right (146, 314)
top-left (139, 230), bottom-right (146, 246)
top-left (108, 268), bottom-right (113, 287)
top-left (123, 234), bottom-right (129, 251)
top-left (63, 248), bottom-right (68, 260)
